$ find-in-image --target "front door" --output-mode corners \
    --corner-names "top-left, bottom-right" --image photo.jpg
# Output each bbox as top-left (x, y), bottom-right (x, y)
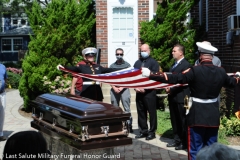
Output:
top-left (107, 0), bottom-right (138, 67)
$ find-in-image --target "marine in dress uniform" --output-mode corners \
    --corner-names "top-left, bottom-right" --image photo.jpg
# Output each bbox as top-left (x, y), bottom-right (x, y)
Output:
top-left (58, 47), bottom-right (120, 101)
top-left (141, 42), bottom-right (240, 160)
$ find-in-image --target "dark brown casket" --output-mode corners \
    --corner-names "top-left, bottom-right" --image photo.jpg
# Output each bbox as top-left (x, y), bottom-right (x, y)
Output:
top-left (30, 93), bottom-right (132, 150)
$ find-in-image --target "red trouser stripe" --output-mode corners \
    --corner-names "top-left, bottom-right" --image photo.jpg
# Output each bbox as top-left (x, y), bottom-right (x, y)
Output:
top-left (187, 126), bottom-right (191, 160)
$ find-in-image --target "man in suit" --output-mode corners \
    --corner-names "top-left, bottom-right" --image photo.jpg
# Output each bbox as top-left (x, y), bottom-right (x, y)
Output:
top-left (166, 44), bottom-right (191, 150)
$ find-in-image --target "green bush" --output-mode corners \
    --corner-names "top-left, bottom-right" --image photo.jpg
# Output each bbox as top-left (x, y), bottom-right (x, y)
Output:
top-left (218, 125), bottom-right (229, 145)
top-left (220, 116), bottom-right (240, 136)
top-left (7, 71), bottom-right (21, 89)
top-left (42, 75), bottom-right (72, 94)
top-left (19, 0), bottom-right (96, 110)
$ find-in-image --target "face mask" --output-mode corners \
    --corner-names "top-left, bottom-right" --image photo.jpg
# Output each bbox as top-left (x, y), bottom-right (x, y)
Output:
top-left (141, 52), bottom-right (149, 58)
top-left (116, 55), bottom-right (123, 60)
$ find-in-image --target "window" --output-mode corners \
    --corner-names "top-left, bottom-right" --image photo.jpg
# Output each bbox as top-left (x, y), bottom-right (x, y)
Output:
top-left (12, 19), bottom-right (18, 25)
top-left (112, 7), bottom-right (134, 40)
top-left (21, 19), bottom-right (26, 25)
top-left (1, 38), bottom-right (23, 52)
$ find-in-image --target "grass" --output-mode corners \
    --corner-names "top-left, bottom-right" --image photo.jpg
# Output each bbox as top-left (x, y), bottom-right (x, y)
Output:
top-left (156, 110), bottom-right (174, 139)
top-left (156, 110), bottom-right (229, 145)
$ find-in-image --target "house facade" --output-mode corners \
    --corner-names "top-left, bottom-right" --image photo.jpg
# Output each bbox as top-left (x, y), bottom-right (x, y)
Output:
top-left (191, 0), bottom-right (240, 112)
top-left (0, 12), bottom-right (31, 62)
top-left (96, 0), bottom-right (159, 67)
top-left (96, 0), bottom-right (240, 111)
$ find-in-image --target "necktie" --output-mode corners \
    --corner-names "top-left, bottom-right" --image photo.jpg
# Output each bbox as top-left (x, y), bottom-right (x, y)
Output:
top-left (141, 60), bottom-right (146, 67)
top-left (172, 62), bottom-right (178, 69)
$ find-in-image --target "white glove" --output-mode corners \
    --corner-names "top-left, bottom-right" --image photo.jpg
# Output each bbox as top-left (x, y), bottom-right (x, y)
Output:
top-left (57, 64), bottom-right (64, 70)
top-left (141, 67), bottom-right (151, 77)
top-left (236, 72), bottom-right (240, 77)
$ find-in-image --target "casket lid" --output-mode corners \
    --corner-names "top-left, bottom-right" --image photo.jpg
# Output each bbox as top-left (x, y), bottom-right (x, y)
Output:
top-left (32, 93), bottom-right (130, 121)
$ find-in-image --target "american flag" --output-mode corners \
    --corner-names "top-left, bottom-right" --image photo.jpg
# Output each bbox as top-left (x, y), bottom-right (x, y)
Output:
top-left (59, 67), bottom-right (185, 89)
top-left (59, 67), bottom-right (235, 89)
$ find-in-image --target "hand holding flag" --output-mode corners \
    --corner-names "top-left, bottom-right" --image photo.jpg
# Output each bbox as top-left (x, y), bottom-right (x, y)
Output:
top-left (141, 67), bottom-right (151, 77)
top-left (57, 64), bottom-right (64, 70)
top-left (235, 72), bottom-right (240, 78)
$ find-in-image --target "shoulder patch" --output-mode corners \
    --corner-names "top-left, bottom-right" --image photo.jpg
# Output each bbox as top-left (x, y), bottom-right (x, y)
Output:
top-left (182, 68), bottom-right (191, 74)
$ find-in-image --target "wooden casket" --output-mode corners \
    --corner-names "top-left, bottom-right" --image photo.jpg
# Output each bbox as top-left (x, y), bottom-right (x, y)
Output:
top-left (31, 93), bottom-right (132, 150)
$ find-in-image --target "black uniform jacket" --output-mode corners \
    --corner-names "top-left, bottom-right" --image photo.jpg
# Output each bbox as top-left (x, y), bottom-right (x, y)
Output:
top-left (65, 64), bottom-right (120, 101)
top-left (134, 56), bottom-right (159, 97)
top-left (149, 60), bottom-right (238, 127)
top-left (169, 58), bottom-right (191, 103)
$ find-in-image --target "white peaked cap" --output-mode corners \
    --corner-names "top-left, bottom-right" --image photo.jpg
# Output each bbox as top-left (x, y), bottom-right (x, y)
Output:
top-left (82, 47), bottom-right (97, 55)
top-left (196, 41), bottom-right (218, 54)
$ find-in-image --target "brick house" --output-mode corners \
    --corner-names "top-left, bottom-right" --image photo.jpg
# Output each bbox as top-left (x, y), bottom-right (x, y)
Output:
top-left (96, 0), bottom-right (159, 67)
top-left (191, 0), bottom-right (240, 112)
top-left (96, 0), bottom-right (240, 111)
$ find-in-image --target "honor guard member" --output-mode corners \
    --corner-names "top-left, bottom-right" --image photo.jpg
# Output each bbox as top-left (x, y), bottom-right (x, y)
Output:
top-left (141, 42), bottom-right (240, 160)
top-left (57, 47), bottom-right (121, 101)
top-left (195, 41), bottom-right (221, 67)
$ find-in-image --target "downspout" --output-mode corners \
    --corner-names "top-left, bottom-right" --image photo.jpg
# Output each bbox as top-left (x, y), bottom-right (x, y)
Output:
top-left (199, 0), bottom-right (202, 25)
top-left (237, 0), bottom-right (240, 14)
top-left (206, 0), bottom-right (208, 32)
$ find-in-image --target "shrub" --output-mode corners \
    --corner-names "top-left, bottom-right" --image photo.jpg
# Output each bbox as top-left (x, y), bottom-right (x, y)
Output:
top-left (19, 0), bottom-right (96, 110)
top-left (42, 75), bottom-right (72, 94)
top-left (6, 71), bottom-right (21, 89)
top-left (7, 67), bottom-right (22, 75)
top-left (220, 116), bottom-right (240, 136)
top-left (218, 124), bottom-right (229, 145)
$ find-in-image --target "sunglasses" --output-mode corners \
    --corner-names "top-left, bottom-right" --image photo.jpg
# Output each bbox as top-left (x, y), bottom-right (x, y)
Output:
top-left (85, 53), bottom-right (96, 56)
top-left (116, 54), bottom-right (123, 56)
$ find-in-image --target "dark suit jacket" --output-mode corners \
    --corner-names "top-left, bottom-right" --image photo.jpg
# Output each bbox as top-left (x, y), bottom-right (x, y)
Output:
top-left (168, 58), bottom-right (191, 103)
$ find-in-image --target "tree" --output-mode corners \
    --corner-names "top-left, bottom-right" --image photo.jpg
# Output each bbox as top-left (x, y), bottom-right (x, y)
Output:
top-left (140, 0), bottom-right (200, 71)
top-left (19, 0), bottom-right (96, 109)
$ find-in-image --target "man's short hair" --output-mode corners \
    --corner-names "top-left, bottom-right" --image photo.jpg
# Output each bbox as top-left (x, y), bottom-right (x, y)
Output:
top-left (174, 44), bottom-right (185, 54)
top-left (115, 48), bottom-right (124, 54)
top-left (196, 143), bottom-right (240, 160)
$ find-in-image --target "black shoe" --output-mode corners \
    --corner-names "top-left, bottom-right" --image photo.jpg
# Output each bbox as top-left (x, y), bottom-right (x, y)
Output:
top-left (145, 134), bottom-right (156, 140)
top-left (135, 133), bottom-right (148, 138)
top-left (129, 127), bottom-right (133, 133)
top-left (0, 136), bottom-right (7, 141)
top-left (175, 144), bottom-right (187, 150)
top-left (166, 141), bottom-right (180, 147)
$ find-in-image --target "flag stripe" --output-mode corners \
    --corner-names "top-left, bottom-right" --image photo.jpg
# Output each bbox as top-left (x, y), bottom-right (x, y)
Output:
top-left (59, 67), bottom-right (235, 89)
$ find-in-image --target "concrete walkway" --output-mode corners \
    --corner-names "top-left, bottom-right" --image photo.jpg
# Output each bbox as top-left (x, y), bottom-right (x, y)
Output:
top-left (0, 90), bottom-right (239, 160)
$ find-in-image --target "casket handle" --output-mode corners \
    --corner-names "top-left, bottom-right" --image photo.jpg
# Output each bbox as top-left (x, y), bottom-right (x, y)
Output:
top-left (32, 117), bottom-right (129, 142)
top-left (101, 126), bottom-right (109, 137)
top-left (53, 118), bottom-right (56, 126)
top-left (69, 124), bottom-right (74, 133)
top-left (39, 112), bottom-right (43, 120)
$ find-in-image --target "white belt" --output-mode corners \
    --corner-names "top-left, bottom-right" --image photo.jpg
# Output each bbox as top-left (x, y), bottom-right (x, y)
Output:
top-left (192, 97), bottom-right (218, 103)
top-left (83, 81), bottom-right (100, 85)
